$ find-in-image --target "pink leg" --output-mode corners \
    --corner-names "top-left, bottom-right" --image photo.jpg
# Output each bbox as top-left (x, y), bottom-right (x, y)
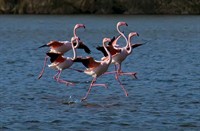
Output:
top-left (92, 84), bottom-right (108, 89)
top-left (55, 70), bottom-right (75, 86)
top-left (119, 72), bottom-right (137, 79)
top-left (53, 70), bottom-right (60, 80)
top-left (117, 64), bottom-right (137, 79)
top-left (82, 77), bottom-right (108, 101)
top-left (38, 56), bottom-right (48, 79)
top-left (115, 64), bottom-right (120, 79)
top-left (115, 64), bottom-right (128, 96)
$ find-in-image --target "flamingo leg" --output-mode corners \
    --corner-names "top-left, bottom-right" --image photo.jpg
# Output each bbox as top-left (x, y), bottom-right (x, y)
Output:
top-left (116, 64), bottom-right (137, 79)
top-left (82, 77), bottom-right (107, 101)
top-left (82, 77), bottom-right (97, 101)
top-left (38, 55), bottom-right (48, 79)
top-left (55, 70), bottom-right (74, 86)
top-left (115, 64), bottom-right (120, 78)
top-left (53, 70), bottom-right (60, 80)
top-left (92, 83), bottom-right (108, 89)
top-left (119, 72), bottom-right (137, 79)
top-left (114, 64), bottom-right (128, 96)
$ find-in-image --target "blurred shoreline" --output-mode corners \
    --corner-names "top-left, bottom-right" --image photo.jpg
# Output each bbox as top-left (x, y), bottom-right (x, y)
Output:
top-left (0, 0), bottom-right (199, 15)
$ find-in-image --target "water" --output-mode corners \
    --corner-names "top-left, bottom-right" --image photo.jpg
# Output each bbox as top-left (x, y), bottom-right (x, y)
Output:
top-left (0, 15), bottom-right (200, 130)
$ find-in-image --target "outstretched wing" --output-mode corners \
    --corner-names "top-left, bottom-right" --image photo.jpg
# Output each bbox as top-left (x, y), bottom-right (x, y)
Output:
top-left (77, 41), bottom-right (91, 54)
top-left (96, 45), bottom-right (121, 57)
top-left (131, 43), bottom-right (143, 49)
top-left (108, 32), bottom-right (123, 46)
top-left (111, 34), bottom-right (122, 46)
top-left (96, 46), bottom-right (108, 57)
top-left (74, 56), bottom-right (100, 68)
top-left (46, 52), bottom-right (61, 63)
top-left (108, 36), bottom-right (116, 45)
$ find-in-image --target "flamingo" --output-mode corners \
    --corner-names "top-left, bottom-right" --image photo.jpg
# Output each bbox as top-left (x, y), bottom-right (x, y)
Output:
top-left (73, 38), bottom-right (112, 101)
top-left (97, 32), bottom-right (141, 96)
top-left (38, 24), bottom-right (90, 79)
top-left (95, 22), bottom-right (127, 60)
top-left (96, 22), bottom-right (142, 57)
top-left (97, 22), bottom-right (142, 77)
top-left (38, 24), bottom-right (90, 54)
top-left (95, 21), bottom-right (127, 57)
top-left (96, 35), bottom-right (121, 57)
top-left (111, 22), bottom-right (142, 78)
top-left (45, 36), bottom-right (81, 86)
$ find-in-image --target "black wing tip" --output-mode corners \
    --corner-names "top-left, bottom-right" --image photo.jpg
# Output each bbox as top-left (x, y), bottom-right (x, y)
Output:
top-left (108, 36), bottom-right (115, 45)
top-left (46, 52), bottom-right (61, 63)
top-left (38, 44), bottom-right (48, 49)
top-left (85, 50), bottom-right (91, 54)
top-left (85, 47), bottom-right (91, 54)
top-left (96, 46), bottom-right (102, 50)
top-left (132, 43), bottom-right (143, 49)
top-left (77, 42), bottom-right (91, 54)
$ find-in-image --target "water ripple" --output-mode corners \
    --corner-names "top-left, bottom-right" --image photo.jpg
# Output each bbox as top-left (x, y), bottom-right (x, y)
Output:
top-left (1, 15), bottom-right (200, 130)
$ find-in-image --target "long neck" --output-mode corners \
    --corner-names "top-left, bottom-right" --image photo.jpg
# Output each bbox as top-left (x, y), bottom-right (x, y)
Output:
top-left (103, 42), bottom-right (112, 65)
top-left (71, 43), bottom-right (77, 60)
top-left (117, 25), bottom-right (128, 46)
top-left (127, 35), bottom-right (132, 54)
top-left (73, 28), bottom-right (77, 38)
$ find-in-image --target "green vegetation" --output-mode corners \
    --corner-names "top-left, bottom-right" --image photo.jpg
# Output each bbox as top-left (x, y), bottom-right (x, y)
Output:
top-left (0, 0), bottom-right (199, 14)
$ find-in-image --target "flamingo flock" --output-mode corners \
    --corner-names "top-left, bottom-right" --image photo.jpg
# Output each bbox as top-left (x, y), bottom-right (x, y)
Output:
top-left (38, 22), bottom-right (143, 101)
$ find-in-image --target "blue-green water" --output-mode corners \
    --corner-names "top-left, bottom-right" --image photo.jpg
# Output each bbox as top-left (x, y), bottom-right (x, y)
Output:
top-left (0, 15), bottom-right (200, 130)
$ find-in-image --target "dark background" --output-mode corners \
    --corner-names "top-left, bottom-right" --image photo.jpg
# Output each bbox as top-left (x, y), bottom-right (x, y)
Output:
top-left (0, 0), bottom-right (199, 15)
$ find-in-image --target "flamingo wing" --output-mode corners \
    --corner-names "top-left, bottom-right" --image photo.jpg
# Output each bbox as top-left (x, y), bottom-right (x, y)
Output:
top-left (111, 34), bottom-right (122, 46)
top-left (38, 44), bottom-right (48, 48)
top-left (131, 43), bottom-right (143, 49)
top-left (108, 36), bottom-right (116, 45)
top-left (76, 41), bottom-right (91, 54)
top-left (47, 41), bottom-right (64, 49)
top-left (96, 46), bottom-right (107, 57)
top-left (37, 41), bottom-right (64, 49)
top-left (46, 52), bottom-right (66, 64)
top-left (96, 45), bottom-right (120, 57)
top-left (74, 57), bottom-right (100, 69)
top-left (46, 52), bottom-right (61, 63)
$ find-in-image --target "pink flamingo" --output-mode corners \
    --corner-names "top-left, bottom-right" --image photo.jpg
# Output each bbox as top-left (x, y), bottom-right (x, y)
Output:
top-left (96, 22), bottom-right (142, 58)
top-left (38, 24), bottom-right (89, 79)
top-left (73, 38), bottom-right (112, 101)
top-left (95, 22), bottom-right (127, 56)
top-left (96, 22), bottom-right (142, 96)
top-left (46, 37), bottom-right (81, 86)
top-left (112, 32), bottom-right (141, 96)
top-left (98, 32), bottom-right (141, 96)
top-left (112, 22), bottom-right (142, 78)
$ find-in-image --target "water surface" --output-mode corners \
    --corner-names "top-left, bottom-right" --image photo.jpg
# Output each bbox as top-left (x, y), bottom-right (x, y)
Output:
top-left (0, 15), bottom-right (200, 130)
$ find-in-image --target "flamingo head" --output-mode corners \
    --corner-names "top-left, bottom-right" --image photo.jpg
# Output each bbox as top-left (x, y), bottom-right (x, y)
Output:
top-left (103, 38), bottom-right (111, 44)
top-left (129, 32), bottom-right (139, 38)
top-left (117, 21), bottom-right (128, 27)
top-left (74, 24), bottom-right (86, 30)
top-left (71, 36), bottom-right (80, 48)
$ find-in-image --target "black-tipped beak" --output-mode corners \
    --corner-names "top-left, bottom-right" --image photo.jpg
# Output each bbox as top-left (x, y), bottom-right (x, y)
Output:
top-left (83, 25), bottom-right (86, 29)
top-left (136, 33), bottom-right (139, 36)
top-left (126, 23), bottom-right (128, 26)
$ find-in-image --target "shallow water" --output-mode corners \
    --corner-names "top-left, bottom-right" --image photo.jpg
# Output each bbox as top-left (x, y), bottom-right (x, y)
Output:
top-left (0, 15), bottom-right (200, 130)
